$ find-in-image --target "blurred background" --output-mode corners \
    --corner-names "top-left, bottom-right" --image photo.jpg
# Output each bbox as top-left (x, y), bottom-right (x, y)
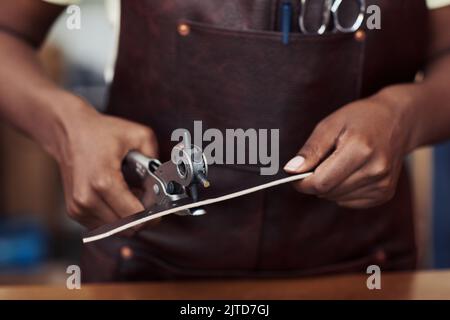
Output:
top-left (0, 0), bottom-right (119, 284)
top-left (0, 0), bottom-right (448, 285)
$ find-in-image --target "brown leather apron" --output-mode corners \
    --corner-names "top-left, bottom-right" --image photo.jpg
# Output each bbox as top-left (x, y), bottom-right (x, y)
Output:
top-left (81, 0), bottom-right (428, 282)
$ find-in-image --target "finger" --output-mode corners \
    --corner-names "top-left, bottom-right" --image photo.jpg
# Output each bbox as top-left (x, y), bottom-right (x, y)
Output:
top-left (284, 120), bottom-right (339, 173)
top-left (319, 167), bottom-right (383, 200)
top-left (74, 214), bottom-right (105, 230)
top-left (67, 194), bottom-right (117, 229)
top-left (139, 135), bottom-right (158, 158)
top-left (294, 141), bottom-right (370, 195)
top-left (60, 169), bottom-right (99, 227)
top-left (76, 202), bottom-right (120, 230)
top-left (132, 126), bottom-right (159, 158)
top-left (337, 198), bottom-right (384, 209)
top-left (70, 184), bottom-right (120, 227)
top-left (333, 178), bottom-right (394, 203)
top-left (90, 196), bottom-right (121, 223)
top-left (324, 184), bottom-right (380, 202)
top-left (97, 172), bottom-right (145, 218)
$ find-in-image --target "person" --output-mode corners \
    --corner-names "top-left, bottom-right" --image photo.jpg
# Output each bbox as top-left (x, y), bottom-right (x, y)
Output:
top-left (0, 0), bottom-right (449, 281)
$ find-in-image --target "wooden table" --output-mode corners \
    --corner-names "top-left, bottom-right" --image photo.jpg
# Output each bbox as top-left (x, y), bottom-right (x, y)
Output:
top-left (1, 270), bottom-right (450, 300)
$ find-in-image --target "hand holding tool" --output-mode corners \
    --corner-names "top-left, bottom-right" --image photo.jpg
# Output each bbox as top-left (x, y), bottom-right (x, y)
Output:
top-left (83, 141), bottom-right (312, 244)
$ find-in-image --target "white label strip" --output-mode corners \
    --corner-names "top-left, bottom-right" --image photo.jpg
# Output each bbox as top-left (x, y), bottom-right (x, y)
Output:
top-left (83, 172), bottom-right (313, 243)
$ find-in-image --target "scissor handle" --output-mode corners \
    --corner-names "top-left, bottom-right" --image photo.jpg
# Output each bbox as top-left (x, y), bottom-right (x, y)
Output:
top-left (298, 0), bottom-right (333, 35)
top-left (298, 0), bottom-right (366, 35)
top-left (331, 0), bottom-right (366, 33)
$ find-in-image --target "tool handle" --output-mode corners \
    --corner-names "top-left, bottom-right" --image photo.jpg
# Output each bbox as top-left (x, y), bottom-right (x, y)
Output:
top-left (121, 151), bottom-right (153, 188)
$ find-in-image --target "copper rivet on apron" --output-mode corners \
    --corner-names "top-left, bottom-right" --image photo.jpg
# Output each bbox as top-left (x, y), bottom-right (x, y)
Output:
top-left (120, 246), bottom-right (133, 259)
top-left (177, 23), bottom-right (190, 36)
top-left (374, 249), bottom-right (387, 264)
top-left (354, 30), bottom-right (366, 42)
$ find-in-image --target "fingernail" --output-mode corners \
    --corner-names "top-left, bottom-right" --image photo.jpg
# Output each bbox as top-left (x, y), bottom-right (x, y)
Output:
top-left (284, 156), bottom-right (305, 172)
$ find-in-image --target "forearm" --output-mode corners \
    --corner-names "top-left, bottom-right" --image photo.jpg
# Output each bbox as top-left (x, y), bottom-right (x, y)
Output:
top-left (0, 7), bottom-right (157, 225)
top-left (373, 54), bottom-right (450, 153)
top-left (416, 54), bottom-right (450, 147)
top-left (0, 30), bottom-right (93, 160)
top-left (373, 6), bottom-right (450, 153)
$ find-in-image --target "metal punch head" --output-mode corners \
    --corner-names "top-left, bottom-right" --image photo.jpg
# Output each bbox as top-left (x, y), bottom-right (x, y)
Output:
top-left (171, 142), bottom-right (209, 188)
top-left (169, 142), bottom-right (209, 216)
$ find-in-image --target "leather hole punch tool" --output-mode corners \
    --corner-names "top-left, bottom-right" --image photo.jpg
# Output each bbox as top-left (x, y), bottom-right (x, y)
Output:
top-left (84, 141), bottom-right (311, 243)
top-left (122, 141), bottom-right (210, 217)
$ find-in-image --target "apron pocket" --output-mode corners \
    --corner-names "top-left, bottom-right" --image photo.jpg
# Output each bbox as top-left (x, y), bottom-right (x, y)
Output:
top-left (174, 20), bottom-right (366, 164)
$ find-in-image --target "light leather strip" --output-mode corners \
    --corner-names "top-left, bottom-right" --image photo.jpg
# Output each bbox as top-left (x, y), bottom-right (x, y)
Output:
top-left (83, 172), bottom-right (313, 243)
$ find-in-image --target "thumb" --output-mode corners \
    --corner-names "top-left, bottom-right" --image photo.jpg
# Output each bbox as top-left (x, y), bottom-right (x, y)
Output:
top-left (139, 137), bottom-right (158, 159)
top-left (134, 127), bottom-right (159, 159)
top-left (284, 122), bottom-right (338, 173)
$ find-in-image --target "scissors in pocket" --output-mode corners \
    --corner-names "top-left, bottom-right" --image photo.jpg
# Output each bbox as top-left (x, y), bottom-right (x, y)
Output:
top-left (298, 0), bottom-right (366, 35)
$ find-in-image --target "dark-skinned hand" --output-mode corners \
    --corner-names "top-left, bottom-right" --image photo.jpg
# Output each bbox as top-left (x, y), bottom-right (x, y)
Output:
top-left (284, 94), bottom-right (412, 209)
